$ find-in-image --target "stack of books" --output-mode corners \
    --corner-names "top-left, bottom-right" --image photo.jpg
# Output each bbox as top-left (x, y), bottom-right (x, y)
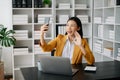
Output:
top-left (109, 30), bottom-right (114, 39)
top-left (105, 16), bottom-right (115, 24)
top-left (76, 15), bottom-right (89, 23)
top-left (58, 15), bottom-right (69, 23)
top-left (34, 44), bottom-right (42, 54)
top-left (14, 47), bottom-right (29, 55)
top-left (108, 0), bottom-right (115, 7)
top-left (58, 3), bottom-right (70, 9)
top-left (14, 30), bottom-right (28, 39)
top-left (58, 26), bottom-right (66, 35)
top-left (13, 15), bottom-right (28, 24)
top-left (94, 17), bottom-right (102, 24)
top-left (117, 48), bottom-right (120, 61)
top-left (98, 25), bottom-right (104, 38)
top-left (37, 14), bottom-right (53, 23)
top-left (94, 40), bottom-right (102, 53)
top-left (75, 4), bottom-right (87, 9)
top-left (34, 31), bottom-right (40, 39)
top-left (103, 47), bottom-right (113, 57)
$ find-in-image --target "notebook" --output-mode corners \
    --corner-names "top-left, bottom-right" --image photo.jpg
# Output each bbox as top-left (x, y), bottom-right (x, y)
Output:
top-left (37, 56), bottom-right (79, 76)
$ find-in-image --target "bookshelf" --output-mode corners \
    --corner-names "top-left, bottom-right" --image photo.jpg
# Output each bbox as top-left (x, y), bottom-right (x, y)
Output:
top-left (12, 0), bottom-right (93, 79)
top-left (93, 0), bottom-right (120, 62)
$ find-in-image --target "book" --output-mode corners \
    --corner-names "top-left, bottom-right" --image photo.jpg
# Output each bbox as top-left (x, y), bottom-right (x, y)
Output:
top-left (26, 0), bottom-right (32, 8)
top-left (22, 0), bottom-right (27, 8)
top-left (38, 0), bottom-right (43, 8)
top-left (34, 0), bottom-right (38, 8)
top-left (16, 0), bottom-right (22, 8)
top-left (116, 0), bottom-right (120, 5)
top-left (12, 0), bottom-right (17, 8)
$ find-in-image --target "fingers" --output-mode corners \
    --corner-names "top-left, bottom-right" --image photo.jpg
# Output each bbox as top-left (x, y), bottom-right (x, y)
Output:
top-left (40, 24), bottom-right (49, 32)
top-left (74, 31), bottom-right (81, 38)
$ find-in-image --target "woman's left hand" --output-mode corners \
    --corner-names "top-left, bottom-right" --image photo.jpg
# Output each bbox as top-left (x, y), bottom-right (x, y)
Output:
top-left (73, 31), bottom-right (82, 47)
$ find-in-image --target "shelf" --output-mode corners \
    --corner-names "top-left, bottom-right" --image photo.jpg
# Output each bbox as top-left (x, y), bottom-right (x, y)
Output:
top-left (44, 37), bottom-right (53, 40)
top-left (74, 8), bottom-right (90, 10)
top-left (103, 38), bottom-right (114, 42)
top-left (103, 6), bottom-right (115, 9)
top-left (83, 36), bottom-right (92, 38)
top-left (34, 8), bottom-right (52, 10)
top-left (34, 23), bottom-right (53, 25)
top-left (55, 8), bottom-right (72, 10)
top-left (13, 23), bottom-right (32, 25)
top-left (115, 5), bottom-right (120, 8)
top-left (14, 53), bottom-right (33, 56)
top-left (94, 7), bottom-right (104, 10)
top-left (94, 52), bottom-right (114, 59)
top-left (94, 23), bottom-right (103, 25)
top-left (55, 23), bottom-right (66, 25)
top-left (102, 54), bottom-right (114, 60)
top-left (13, 8), bottom-right (32, 10)
top-left (103, 23), bottom-right (115, 25)
top-left (93, 36), bottom-right (103, 40)
top-left (34, 23), bottom-right (43, 25)
top-left (93, 51), bottom-right (103, 55)
top-left (115, 24), bottom-right (120, 26)
top-left (16, 38), bottom-right (33, 41)
top-left (115, 41), bottom-right (120, 44)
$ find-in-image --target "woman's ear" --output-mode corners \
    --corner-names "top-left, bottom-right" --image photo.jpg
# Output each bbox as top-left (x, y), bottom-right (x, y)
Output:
top-left (77, 27), bottom-right (80, 31)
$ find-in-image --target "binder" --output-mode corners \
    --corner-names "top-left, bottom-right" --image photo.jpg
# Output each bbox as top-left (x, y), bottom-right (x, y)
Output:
top-left (22, 0), bottom-right (27, 8)
top-left (27, 0), bottom-right (32, 8)
top-left (12, 0), bottom-right (17, 8)
top-left (34, 0), bottom-right (38, 8)
top-left (116, 0), bottom-right (120, 5)
top-left (16, 0), bottom-right (22, 8)
top-left (38, 0), bottom-right (43, 8)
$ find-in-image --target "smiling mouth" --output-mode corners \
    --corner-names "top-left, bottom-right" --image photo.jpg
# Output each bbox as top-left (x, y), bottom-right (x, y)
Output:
top-left (67, 31), bottom-right (72, 34)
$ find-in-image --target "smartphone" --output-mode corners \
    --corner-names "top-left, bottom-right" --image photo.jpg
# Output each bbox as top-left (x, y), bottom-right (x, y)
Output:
top-left (44, 17), bottom-right (50, 26)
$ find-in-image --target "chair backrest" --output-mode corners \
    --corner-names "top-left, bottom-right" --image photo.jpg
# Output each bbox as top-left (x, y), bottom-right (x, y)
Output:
top-left (51, 49), bottom-right (56, 56)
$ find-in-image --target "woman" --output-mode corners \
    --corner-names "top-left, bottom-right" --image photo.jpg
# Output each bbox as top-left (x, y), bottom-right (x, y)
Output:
top-left (39, 17), bottom-right (95, 65)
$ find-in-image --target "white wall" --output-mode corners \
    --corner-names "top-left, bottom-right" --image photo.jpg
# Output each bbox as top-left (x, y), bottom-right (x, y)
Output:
top-left (0, 0), bottom-right (13, 73)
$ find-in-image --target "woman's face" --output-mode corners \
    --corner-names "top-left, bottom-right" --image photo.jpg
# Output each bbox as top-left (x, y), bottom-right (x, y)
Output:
top-left (66, 20), bottom-right (80, 36)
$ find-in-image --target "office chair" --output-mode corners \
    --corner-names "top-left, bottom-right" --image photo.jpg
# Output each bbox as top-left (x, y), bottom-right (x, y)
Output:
top-left (51, 49), bottom-right (55, 56)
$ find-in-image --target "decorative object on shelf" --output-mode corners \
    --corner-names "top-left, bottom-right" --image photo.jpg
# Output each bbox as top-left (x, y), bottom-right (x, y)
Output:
top-left (0, 24), bottom-right (16, 62)
top-left (43, 0), bottom-right (51, 8)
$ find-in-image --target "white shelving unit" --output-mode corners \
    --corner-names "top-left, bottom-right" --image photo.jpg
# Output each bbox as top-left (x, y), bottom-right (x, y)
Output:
top-left (93, 0), bottom-right (120, 62)
top-left (12, 0), bottom-right (93, 80)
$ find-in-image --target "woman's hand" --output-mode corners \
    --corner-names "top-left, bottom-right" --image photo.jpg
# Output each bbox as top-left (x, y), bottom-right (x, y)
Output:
top-left (73, 31), bottom-right (86, 55)
top-left (73, 31), bottom-right (82, 47)
top-left (40, 24), bottom-right (49, 36)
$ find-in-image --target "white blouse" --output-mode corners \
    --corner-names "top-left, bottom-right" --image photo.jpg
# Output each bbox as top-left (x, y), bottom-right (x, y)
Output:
top-left (62, 37), bottom-right (75, 63)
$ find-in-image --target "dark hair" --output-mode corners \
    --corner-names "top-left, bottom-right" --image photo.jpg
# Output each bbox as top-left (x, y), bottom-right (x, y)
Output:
top-left (66, 17), bottom-right (83, 38)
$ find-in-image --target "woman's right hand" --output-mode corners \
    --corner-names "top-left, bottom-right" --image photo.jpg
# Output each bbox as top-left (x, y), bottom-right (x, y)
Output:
top-left (40, 24), bottom-right (49, 36)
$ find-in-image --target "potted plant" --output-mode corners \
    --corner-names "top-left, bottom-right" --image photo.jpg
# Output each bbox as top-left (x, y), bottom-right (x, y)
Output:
top-left (43, 0), bottom-right (51, 8)
top-left (0, 24), bottom-right (16, 62)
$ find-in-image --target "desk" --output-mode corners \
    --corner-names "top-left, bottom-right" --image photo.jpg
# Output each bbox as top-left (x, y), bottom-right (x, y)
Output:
top-left (20, 60), bottom-right (120, 80)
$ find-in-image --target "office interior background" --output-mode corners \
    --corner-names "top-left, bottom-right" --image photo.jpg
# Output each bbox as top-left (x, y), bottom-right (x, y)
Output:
top-left (0, 0), bottom-right (120, 80)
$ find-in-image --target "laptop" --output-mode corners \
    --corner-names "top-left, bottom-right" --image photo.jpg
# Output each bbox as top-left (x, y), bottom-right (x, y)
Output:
top-left (37, 56), bottom-right (79, 76)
